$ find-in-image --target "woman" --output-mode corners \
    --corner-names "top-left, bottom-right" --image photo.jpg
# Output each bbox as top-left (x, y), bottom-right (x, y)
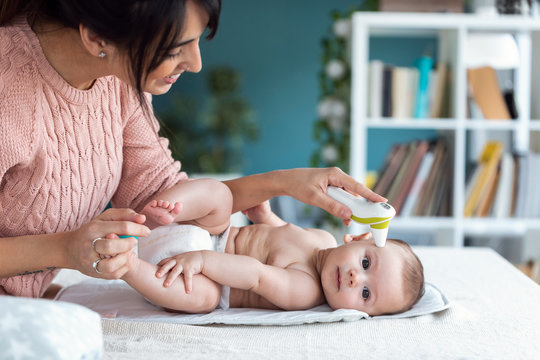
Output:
top-left (0, 0), bottom-right (385, 299)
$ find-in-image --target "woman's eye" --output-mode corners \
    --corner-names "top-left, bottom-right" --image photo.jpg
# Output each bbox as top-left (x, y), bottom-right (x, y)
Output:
top-left (362, 256), bottom-right (370, 270)
top-left (362, 286), bottom-right (370, 300)
top-left (166, 51), bottom-right (182, 59)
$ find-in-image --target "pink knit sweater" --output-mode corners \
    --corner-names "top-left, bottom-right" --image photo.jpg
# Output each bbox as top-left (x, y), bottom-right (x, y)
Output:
top-left (0, 17), bottom-right (187, 297)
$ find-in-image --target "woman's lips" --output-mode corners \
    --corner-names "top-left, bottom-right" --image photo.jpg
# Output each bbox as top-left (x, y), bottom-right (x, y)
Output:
top-left (163, 73), bottom-right (181, 84)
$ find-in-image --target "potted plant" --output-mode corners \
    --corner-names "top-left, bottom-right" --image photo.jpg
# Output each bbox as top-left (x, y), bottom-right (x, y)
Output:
top-left (158, 66), bottom-right (258, 175)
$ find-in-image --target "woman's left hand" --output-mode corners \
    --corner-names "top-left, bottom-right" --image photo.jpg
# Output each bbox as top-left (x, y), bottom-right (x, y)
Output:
top-left (279, 167), bottom-right (386, 225)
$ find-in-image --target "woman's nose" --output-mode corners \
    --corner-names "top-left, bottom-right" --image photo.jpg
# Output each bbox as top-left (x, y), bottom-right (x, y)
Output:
top-left (185, 41), bottom-right (202, 73)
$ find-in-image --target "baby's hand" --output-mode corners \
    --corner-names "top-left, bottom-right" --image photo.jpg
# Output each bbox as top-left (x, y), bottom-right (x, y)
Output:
top-left (155, 251), bottom-right (204, 293)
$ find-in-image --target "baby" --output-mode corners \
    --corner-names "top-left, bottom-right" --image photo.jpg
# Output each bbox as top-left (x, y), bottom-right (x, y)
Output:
top-left (125, 178), bottom-right (424, 316)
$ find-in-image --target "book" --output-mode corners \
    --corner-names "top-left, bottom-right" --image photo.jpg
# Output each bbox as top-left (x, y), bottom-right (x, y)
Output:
top-left (429, 62), bottom-right (448, 118)
top-left (464, 163), bottom-right (482, 202)
top-left (467, 66), bottom-right (510, 120)
top-left (463, 141), bottom-right (504, 217)
top-left (475, 165), bottom-right (500, 217)
top-left (503, 89), bottom-right (519, 119)
top-left (424, 149), bottom-right (449, 216)
top-left (413, 56), bottom-right (433, 119)
top-left (386, 142), bottom-right (417, 205)
top-left (382, 65), bottom-right (394, 118)
top-left (414, 139), bottom-right (446, 216)
top-left (514, 154), bottom-right (528, 218)
top-left (378, 0), bottom-right (464, 12)
top-left (391, 67), bottom-right (418, 118)
top-left (368, 60), bottom-right (384, 118)
top-left (374, 144), bottom-right (398, 187)
top-left (532, 153), bottom-right (540, 218)
top-left (510, 155), bottom-right (520, 216)
top-left (492, 153), bottom-right (514, 218)
top-left (392, 140), bottom-right (429, 215)
top-left (524, 153), bottom-right (537, 218)
top-left (401, 150), bottom-right (435, 217)
top-left (373, 144), bottom-right (408, 197)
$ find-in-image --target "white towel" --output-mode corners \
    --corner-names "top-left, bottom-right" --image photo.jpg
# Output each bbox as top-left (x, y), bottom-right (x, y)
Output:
top-left (55, 280), bottom-right (449, 325)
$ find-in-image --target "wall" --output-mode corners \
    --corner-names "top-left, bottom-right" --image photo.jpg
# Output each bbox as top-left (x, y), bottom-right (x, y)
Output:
top-left (154, 0), bottom-right (366, 175)
top-left (153, 1), bottom-right (436, 176)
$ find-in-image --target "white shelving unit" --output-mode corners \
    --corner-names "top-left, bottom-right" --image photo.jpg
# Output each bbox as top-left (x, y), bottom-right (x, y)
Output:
top-left (349, 12), bottom-right (540, 247)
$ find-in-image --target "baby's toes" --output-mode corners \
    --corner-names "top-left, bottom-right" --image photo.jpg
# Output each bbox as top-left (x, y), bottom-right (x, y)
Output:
top-left (171, 202), bottom-right (183, 215)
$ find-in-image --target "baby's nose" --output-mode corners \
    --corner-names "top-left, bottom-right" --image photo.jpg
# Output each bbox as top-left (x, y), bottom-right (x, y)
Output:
top-left (348, 269), bottom-right (360, 287)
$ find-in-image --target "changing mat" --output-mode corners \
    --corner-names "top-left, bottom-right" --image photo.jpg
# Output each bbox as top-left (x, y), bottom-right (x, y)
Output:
top-left (55, 279), bottom-right (449, 325)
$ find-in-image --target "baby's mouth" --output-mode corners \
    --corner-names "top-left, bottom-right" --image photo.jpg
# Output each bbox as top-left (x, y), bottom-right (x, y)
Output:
top-left (337, 268), bottom-right (341, 290)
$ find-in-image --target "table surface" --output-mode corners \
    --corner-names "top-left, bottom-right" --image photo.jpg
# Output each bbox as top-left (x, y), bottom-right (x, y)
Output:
top-left (69, 246), bottom-right (540, 360)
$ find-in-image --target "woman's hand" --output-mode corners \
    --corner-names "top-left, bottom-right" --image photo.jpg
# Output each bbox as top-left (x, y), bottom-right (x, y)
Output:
top-left (155, 251), bottom-right (205, 293)
top-left (343, 232), bottom-right (373, 244)
top-left (66, 208), bottom-right (151, 279)
top-left (279, 167), bottom-right (386, 225)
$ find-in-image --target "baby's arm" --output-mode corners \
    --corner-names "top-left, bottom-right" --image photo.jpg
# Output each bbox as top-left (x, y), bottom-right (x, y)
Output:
top-left (160, 250), bottom-right (321, 310)
top-left (122, 257), bottom-right (221, 313)
top-left (141, 178), bottom-right (232, 234)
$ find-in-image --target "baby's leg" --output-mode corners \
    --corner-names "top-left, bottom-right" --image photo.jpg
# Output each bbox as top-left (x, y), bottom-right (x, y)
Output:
top-left (146, 178), bottom-right (233, 235)
top-left (122, 257), bottom-right (221, 313)
top-left (141, 200), bottom-right (183, 228)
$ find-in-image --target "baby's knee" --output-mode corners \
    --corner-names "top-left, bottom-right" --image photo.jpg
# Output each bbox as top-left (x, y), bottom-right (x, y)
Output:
top-left (197, 290), bottom-right (221, 313)
top-left (186, 284), bottom-right (221, 313)
top-left (206, 179), bottom-right (233, 211)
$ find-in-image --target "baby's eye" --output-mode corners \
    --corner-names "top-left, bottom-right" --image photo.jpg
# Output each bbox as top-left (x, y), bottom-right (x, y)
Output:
top-left (362, 256), bottom-right (370, 270)
top-left (362, 286), bottom-right (370, 300)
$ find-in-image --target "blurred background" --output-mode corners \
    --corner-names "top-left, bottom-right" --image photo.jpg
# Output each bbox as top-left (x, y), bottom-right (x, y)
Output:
top-left (153, 0), bottom-right (540, 282)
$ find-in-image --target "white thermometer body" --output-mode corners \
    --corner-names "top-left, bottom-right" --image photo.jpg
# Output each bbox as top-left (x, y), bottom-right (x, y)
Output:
top-left (327, 186), bottom-right (395, 247)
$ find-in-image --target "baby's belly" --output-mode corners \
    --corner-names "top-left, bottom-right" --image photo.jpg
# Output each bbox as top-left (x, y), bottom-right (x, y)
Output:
top-left (229, 288), bottom-right (280, 310)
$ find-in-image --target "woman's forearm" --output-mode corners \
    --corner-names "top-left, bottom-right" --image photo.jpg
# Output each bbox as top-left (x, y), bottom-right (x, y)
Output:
top-left (223, 170), bottom-right (286, 213)
top-left (0, 232), bottom-right (69, 277)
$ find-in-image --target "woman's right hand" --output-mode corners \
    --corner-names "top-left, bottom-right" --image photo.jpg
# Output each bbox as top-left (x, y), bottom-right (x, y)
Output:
top-left (66, 208), bottom-right (150, 279)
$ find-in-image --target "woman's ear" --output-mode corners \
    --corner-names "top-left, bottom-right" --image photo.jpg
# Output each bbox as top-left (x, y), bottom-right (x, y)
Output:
top-left (78, 24), bottom-right (108, 58)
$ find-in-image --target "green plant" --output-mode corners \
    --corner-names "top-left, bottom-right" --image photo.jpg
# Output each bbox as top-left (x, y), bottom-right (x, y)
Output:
top-left (159, 66), bottom-right (258, 173)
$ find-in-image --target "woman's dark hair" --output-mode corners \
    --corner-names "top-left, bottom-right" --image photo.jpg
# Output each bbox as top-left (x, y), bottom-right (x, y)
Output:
top-left (0, 0), bottom-right (221, 115)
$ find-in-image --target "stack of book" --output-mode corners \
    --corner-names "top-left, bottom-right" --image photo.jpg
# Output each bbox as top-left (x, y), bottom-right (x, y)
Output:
top-left (368, 59), bottom-right (448, 119)
top-left (372, 138), bottom-right (453, 217)
top-left (465, 141), bottom-right (540, 218)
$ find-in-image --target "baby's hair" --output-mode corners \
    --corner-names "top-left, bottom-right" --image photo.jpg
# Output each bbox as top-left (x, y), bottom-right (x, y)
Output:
top-left (387, 239), bottom-right (425, 313)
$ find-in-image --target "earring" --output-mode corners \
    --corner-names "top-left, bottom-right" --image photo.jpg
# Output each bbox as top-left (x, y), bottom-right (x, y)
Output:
top-left (98, 51), bottom-right (106, 58)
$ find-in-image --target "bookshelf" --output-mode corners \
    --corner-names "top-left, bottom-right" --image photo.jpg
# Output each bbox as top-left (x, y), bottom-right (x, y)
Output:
top-left (349, 12), bottom-right (540, 247)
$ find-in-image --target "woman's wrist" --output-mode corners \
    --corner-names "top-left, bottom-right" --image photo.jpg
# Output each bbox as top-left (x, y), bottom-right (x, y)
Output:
top-left (51, 231), bottom-right (72, 270)
top-left (266, 169), bottom-right (288, 197)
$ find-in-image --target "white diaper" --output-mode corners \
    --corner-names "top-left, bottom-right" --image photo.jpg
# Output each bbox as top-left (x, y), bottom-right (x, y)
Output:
top-left (138, 224), bottom-right (231, 310)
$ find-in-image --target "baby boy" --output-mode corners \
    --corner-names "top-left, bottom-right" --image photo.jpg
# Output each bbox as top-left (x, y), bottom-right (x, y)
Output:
top-left (123, 179), bottom-right (424, 316)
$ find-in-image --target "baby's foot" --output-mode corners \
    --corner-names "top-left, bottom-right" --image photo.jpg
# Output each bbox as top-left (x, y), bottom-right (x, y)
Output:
top-left (141, 200), bottom-right (183, 227)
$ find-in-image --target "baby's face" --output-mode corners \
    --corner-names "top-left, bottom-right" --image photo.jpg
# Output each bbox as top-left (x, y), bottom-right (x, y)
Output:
top-left (320, 240), bottom-right (407, 316)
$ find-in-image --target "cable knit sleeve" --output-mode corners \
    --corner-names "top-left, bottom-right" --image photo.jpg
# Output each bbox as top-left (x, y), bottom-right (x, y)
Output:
top-left (111, 89), bottom-right (187, 212)
top-left (0, 27), bottom-right (39, 191)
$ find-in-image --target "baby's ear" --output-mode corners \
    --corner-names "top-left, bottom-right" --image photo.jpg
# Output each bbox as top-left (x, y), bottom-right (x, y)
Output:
top-left (343, 234), bottom-right (354, 244)
top-left (343, 232), bottom-right (372, 244)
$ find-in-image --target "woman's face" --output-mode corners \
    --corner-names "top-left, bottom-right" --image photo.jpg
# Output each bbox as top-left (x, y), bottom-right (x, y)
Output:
top-left (143, 0), bottom-right (209, 95)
